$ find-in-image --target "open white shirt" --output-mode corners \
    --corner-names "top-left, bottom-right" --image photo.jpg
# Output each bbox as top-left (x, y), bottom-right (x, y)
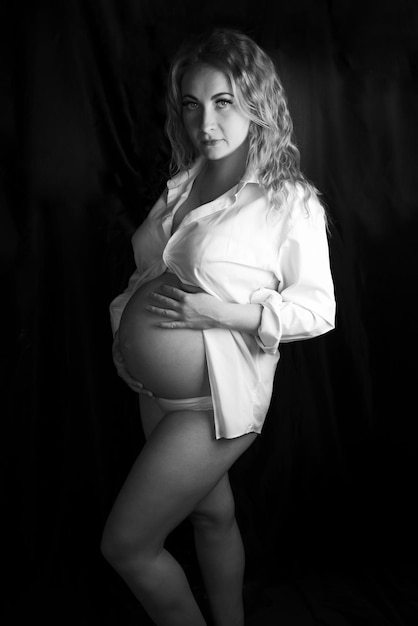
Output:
top-left (110, 158), bottom-right (336, 439)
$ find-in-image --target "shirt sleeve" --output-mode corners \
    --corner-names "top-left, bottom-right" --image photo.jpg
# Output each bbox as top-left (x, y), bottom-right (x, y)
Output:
top-left (250, 194), bottom-right (336, 354)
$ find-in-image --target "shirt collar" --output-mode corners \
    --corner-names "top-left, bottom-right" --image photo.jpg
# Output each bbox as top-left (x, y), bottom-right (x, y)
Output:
top-left (240, 164), bottom-right (258, 185)
top-left (166, 157), bottom-right (205, 190)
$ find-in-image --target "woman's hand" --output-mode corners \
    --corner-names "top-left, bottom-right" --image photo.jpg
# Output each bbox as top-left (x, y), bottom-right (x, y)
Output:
top-left (146, 283), bottom-right (220, 330)
top-left (112, 332), bottom-right (153, 396)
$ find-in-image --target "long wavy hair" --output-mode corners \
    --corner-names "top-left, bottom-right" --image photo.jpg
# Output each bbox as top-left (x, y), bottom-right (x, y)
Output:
top-left (165, 28), bottom-right (318, 209)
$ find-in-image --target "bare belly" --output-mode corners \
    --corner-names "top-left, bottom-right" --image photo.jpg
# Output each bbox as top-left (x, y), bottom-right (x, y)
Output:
top-left (118, 272), bottom-right (210, 399)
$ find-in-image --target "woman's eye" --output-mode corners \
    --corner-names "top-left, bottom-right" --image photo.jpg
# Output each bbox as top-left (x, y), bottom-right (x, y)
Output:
top-left (216, 99), bottom-right (232, 108)
top-left (182, 101), bottom-right (199, 111)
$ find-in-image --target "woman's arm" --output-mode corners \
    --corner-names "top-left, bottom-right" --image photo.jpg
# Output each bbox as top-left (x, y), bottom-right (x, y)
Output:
top-left (211, 300), bottom-right (263, 335)
top-left (146, 191), bottom-right (335, 346)
top-left (147, 286), bottom-right (262, 335)
top-left (249, 201), bottom-right (336, 354)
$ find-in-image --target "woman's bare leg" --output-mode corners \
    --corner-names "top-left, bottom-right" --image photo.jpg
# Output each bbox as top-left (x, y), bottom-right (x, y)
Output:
top-left (140, 396), bottom-right (248, 624)
top-left (140, 395), bottom-right (250, 626)
top-left (191, 474), bottom-right (246, 626)
top-left (101, 406), bottom-right (256, 626)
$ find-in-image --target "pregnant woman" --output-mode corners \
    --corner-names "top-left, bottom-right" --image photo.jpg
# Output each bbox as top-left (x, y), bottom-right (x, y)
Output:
top-left (101, 29), bottom-right (336, 626)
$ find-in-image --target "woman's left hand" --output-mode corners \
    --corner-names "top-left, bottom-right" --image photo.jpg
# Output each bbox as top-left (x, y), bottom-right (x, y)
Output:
top-left (146, 283), bottom-right (220, 330)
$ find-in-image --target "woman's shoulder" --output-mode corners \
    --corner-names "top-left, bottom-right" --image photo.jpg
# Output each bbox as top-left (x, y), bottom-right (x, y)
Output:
top-left (282, 180), bottom-right (326, 221)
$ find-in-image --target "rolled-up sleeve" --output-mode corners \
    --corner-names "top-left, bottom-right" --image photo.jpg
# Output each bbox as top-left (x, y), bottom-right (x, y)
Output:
top-left (250, 197), bottom-right (336, 354)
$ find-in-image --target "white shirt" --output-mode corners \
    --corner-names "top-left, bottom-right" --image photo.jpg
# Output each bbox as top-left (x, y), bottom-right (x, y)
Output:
top-left (110, 158), bottom-right (336, 439)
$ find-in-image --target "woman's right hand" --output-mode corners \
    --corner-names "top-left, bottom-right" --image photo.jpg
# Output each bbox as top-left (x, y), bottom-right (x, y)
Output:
top-left (112, 332), bottom-right (154, 396)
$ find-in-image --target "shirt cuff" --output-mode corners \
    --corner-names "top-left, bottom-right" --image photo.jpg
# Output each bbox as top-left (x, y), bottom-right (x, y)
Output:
top-left (250, 288), bottom-right (283, 354)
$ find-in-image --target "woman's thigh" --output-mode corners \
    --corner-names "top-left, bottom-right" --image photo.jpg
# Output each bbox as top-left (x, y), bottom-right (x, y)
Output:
top-left (140, 397), bottom-right (237, 529)
top-left (139, 394), bottom-right (165, 439)
top-left (104, 409), bottom-right (256, 554)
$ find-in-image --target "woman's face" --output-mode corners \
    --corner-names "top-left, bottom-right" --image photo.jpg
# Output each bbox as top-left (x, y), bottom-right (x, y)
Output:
top-left (181, 64), bottom-right (250, 162)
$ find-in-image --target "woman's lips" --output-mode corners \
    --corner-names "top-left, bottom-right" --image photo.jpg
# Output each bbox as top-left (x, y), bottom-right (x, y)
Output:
top-left (201, 139), bottom-right (222, 146)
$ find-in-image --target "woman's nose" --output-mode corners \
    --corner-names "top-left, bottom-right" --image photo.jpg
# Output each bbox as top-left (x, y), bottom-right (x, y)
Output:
top-left (200, 106), bottom-right (216, 132)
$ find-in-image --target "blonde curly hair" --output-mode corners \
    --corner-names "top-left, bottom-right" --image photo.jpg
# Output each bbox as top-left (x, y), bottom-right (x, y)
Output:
top-left (165, 28), bottom-right (318, 210)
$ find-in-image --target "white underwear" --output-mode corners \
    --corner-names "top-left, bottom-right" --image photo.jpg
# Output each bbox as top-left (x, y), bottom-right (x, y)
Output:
top-left (155, 395), bottom-right (213, 413)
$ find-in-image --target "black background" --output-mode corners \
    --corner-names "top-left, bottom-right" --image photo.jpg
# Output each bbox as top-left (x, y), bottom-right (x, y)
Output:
top-left (1, 0), bottom-right (418, 624)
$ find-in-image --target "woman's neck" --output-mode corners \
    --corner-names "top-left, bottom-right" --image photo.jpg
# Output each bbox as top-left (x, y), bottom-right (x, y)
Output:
top-left (201, 138), bottom-right (249, 191)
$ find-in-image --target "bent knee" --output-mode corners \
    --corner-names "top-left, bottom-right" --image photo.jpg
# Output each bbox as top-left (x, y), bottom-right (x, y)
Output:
top-left (101, 522), bottom-right (153, 571)
top-left (100, 523), bottom-right (130, 567)
top-left (190, 498), bottom-right (236, 534)
top-left (101, 525), bottom-right (165, 593)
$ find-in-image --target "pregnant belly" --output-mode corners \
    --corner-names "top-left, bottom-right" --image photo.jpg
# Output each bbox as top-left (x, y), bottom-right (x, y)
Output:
top-left (118, 272), bottom-right (210, 399)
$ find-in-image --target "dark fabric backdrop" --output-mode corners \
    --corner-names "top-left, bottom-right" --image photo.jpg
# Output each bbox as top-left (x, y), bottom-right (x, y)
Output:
top-left (1, 0), bottom-right (418, 624)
